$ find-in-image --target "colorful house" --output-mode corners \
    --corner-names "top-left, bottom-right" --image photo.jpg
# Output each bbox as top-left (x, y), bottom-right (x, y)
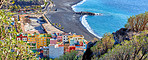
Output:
top-left (27, 34), bottom-right (37, 49)
top-left (17, 33), bottom-right (28, 42)
top-left (70, 38), bottom-right (75, 45)
top-left (28, 34), bottom-right (48, 49)
top-left (62, 35), bottom-right (69, 44)
top-left (36, 34), bottom-right (47, 49)
top-left (68, 34), bottom-right (84, 43)
top-left (50, 38), bottom-right (57, 44)
top-left (66, 46), bottom-right (76, 52)
top-left (57, 36), bottom-right (62, 42)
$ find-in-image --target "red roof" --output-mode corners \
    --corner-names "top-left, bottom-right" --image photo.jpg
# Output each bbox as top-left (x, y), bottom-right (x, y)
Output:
top-left (58, 44), bottom-right (64, 47)
top-left (66, 46), bottom-right (76, 52)
top-left (68, 46), bottom-right (76, 51)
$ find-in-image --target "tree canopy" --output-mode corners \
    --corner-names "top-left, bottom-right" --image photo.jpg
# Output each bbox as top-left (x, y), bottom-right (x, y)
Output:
top-left (91, 33), bottom-right (115, 59)
top-left (125, 12), bottom-right (148, 31)
top-left (55, 50), bottom-right (79, 60)
top-left (99, 30), bottom-right (148, 60)
top-left (0, 10), bottom-right (37, 60)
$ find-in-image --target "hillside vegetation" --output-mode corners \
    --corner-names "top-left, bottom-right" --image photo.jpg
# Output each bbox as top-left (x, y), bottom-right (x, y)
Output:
top-left (0, 10), bottom-right (37, 60)
top-left (83, 12), bottom-right (148, 60)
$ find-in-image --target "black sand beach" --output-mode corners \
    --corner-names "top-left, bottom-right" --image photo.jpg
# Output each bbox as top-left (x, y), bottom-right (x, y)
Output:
top-left (45, 0), bottom-right (98, 40)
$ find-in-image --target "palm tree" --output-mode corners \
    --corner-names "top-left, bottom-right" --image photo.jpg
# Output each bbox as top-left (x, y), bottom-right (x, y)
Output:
top-left (52, 23), bottom-right (55, 26)
top-left (61, 27), bottom-right (64, 30)
top-left (58, 24), bottom-right (61, 27)
top-left (55, 23), bottom-right (58, 26)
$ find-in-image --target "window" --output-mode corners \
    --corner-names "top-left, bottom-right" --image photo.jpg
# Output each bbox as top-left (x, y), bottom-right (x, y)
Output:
top-left (44, 38), bottom-right (46, 40)
top-left (28, 39), bottom-right (30, 40)
top-left (41, 41), bottom-right (42, 42)
top-left (44, 43), bottom-right (46, 45)
top-left (17, 38), bottom-right (20, 40)
top-left (44, 41), bottom-right (46, 42)
top-left (41, 38), bottom-right (42, 40)
top-left (32, 39), bottom-right (33, 40)
top-left (38, 42), bottom-right (39, 43)
top-left (23, 38), bottom-right (27, 41)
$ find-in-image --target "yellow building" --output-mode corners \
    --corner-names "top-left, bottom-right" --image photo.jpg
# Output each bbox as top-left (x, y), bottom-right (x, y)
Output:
top-left (68, 34), bottom-right (84, 42)
top-left (35, 34), bottom-right (47, 49)
top-left (28, 34), bottom-right (36, 49)
top-left (28, 34), bottom-right (48, 49)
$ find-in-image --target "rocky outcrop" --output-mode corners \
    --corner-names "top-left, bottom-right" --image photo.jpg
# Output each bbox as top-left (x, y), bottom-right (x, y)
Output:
top-left (82, 42), bottom-right (97, 60)
top-left (112, 28), bottom-right (134, 44)
top-left (75, 12), bottom-right (96, 15)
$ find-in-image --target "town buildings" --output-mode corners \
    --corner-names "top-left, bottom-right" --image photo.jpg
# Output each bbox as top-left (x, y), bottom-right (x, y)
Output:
top-left (16, 33), bottom-right (28, 42)
top-left (16, 32), bottom-right (88, 58)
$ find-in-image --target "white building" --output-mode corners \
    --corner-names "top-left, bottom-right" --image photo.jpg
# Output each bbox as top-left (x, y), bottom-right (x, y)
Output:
top-left (62, 35), bottom-right (69, 43)
top-left (49, 44), bottom-right (64, 58)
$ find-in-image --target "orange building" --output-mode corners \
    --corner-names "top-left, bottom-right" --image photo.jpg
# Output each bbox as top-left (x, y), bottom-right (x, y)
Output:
top-left (28, 34), bottom-right (49, 49)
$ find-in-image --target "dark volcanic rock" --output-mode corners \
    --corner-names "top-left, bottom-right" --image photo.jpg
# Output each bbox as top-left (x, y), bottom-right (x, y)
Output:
top-left (75, 12), bottom-right (96, 15)
top-left (82, 42), bottom-right (97, 60)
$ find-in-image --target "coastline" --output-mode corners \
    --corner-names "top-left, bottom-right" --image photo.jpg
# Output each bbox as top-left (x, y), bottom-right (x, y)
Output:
top-left (80, 15), bottom-right (102, 38)
top-left (45, 0), bottom-right (99, 40)
top-left (72, 0), bottom-right (86, 11)
top-left (71, 0), bottom-right (102, 38)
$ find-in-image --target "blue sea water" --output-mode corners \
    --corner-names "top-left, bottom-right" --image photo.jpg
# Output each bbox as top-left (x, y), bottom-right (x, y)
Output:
top-left (72, 0), bottom-right (148, 37)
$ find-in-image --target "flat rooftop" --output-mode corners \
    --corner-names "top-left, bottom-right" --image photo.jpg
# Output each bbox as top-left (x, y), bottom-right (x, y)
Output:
top-left (20, 14), bottom-right (63, 34)
top-left (42, 23), bottom-right (63, 34)
top-left (20, 14), bottom-right (46, 34)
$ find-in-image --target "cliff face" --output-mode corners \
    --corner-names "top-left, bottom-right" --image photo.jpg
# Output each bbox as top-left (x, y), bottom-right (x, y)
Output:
top-left (112, 28), bottom-right (134, 44)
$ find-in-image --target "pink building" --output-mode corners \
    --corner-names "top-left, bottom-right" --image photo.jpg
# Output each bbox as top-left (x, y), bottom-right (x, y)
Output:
top-left (50, 39), bottom-right (57, 44)
top-left (57, 36), bottom-right (62, 42)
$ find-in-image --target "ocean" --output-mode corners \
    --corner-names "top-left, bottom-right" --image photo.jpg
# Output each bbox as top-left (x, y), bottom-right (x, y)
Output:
top-left (72, 0), bottom-right (148, 38)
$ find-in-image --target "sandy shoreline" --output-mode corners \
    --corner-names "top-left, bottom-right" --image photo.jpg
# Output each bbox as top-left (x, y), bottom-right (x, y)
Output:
top-left (45, 0), bottom-right (98, 40)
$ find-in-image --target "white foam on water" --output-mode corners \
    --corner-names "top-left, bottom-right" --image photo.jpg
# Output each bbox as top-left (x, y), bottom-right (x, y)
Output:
top-left (72, 0), bottom-right (102, 38)
top-left (72, 0), bottom-right (86, 11)
top-left (81, 15), bottom-right (102, 38)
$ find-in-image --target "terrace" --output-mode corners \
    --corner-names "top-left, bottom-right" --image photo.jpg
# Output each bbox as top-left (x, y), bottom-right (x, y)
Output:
top-left (42, 23), bottom-right (63, 34)
top-left (20, 14), bottom-right (47, 34)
